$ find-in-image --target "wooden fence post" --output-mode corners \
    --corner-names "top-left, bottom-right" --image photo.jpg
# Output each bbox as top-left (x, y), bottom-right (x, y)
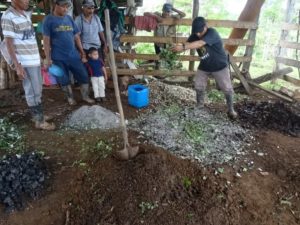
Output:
top-left (188, 0), bottom-right (199, 72)
top-left (241, 16), bottom-right (259, 77)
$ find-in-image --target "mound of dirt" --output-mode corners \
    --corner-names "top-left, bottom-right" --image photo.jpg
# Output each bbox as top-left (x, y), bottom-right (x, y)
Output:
top-left (68, 147), bottom-right (236, 225)
top-left (237, 101), bottom-right (300, 136)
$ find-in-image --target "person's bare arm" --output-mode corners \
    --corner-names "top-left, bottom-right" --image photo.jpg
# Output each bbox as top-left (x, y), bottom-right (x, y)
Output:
top-left (74, 33), bottom-right (87, 62)
top-left (144, 12), bottom-right (163, 22)
top-left (5, 37), bottom-right (26, 79)
top-left (43, 35), bottom-right (52, 68)
top-left (102, 66), bottom-right (108, 82)
top-left (99, 32), bottom-right (108, 53)
top-left (171, 40), bottom-right (206, 52)
top-left (172, 7), bottom-right (186, 18)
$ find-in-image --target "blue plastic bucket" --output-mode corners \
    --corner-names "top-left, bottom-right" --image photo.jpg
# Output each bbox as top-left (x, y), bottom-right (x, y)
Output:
top-left (128, 84), bottom-right (149, 108)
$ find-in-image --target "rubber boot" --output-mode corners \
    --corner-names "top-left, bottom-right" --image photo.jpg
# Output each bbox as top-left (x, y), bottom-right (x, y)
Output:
top-left (30, 105), bottom-right (55, 131)
top-left (225, 93), bottom-right (238, 119)
top-left (196, 90), bottom-right (205, 108)
top-left (62, 85), bottom-right (77, 106)
top-left (80, 84), bottom-right (95, 104)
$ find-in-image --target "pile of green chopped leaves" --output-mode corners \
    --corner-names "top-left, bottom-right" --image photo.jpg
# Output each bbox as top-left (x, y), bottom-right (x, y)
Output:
top-left (159, 48), bottom-right (183, 71)
top-left (0, 118), bottom-right (24, 154)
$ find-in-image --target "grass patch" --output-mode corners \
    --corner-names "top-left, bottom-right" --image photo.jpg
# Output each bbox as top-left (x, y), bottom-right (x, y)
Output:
top-left (207, 89), bottom-right (247, 103)
top-left (139, 201), bottom-right (158, 214)
top-left (91, 139), bottom-right (113, 159)
top-left (182, 176), bottom-right (192, 189)
top-left (161, 103), bottom-right (181, 116)
top-left (183, 121), bottom-right (206, 144)
top-left (0, 118), bottom-right (25, 154)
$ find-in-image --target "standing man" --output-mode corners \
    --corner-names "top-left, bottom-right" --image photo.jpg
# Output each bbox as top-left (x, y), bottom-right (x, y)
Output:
top-left (171, 17), bottom-right (237, 119)
top-left (75, 0), bottom-right (107, 60)
top-left (1, 0), bottom-right (55, 130)
top-left (42, 0), bottom-right (95, 105)
top-left (144, 3), bottom-right (186, 55)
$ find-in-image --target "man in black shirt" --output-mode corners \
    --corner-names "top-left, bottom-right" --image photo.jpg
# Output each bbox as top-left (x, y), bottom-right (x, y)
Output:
top-left (171, 17), bottom-right (237, 119)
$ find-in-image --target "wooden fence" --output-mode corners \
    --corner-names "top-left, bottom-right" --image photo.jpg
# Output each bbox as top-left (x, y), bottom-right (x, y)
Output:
top-left (275, 22), bottom-right (300, 86)
top-left (116, 18), bottom-right (258, 78)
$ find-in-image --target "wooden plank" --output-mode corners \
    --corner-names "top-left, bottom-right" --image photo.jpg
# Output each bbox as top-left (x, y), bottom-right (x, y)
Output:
top-left (250, 67), bottom-right (293, 84)
top-left (276, 57), bottom-right (300, 68)
top-left (125, 17), bottom-right (257, 29)
top-left (110, 69), bottom-right (195, 76)
top-left (229, 55), bottom-right (252, 95)
top-left (120, 35), bottom-right (255, 46)
top-left (278, 40), bottom-right (300, 50)
top-left (31, 14), bottom-right (45, 23)
top-left (281, 22), bottom-right (300, 31)
top-left (247, 81), bottom-right (294, 102)
top-left (242, 16), bottom-right (259, 73)
top-left (115, 52), bottom-right (251, 63)
top-left (282, 75), bottom-right (300, 86)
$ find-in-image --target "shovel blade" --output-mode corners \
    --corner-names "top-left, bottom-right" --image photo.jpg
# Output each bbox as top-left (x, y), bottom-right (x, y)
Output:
top-left (115, 146), bottom-right (139, 161)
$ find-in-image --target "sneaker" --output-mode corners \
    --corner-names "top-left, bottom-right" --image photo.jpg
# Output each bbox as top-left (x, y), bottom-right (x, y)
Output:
top-left (35, 121), bottom-right (56, 131)
top-left (95, 97), bottom-right (102, 103)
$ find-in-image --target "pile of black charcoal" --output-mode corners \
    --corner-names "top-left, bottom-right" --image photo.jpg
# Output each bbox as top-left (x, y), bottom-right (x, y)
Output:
top-left (237, 101), bottom-right (300, 137)
top-left (0, 152), bottom-right (48, 212)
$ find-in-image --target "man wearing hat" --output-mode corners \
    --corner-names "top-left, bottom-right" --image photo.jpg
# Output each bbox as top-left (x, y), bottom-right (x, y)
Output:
top-left (42, 0), bottom-right (95, 105)
top-left (144, 3), bottom-right (185, 67)
top-left (74, 0), bottom-right (107, 61)
top-left (171, 17), bottom-right (237, 119)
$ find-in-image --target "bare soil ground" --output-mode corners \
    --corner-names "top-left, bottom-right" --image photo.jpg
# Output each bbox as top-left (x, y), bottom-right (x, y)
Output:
top-left (0, 83), bottom-right (299, 225)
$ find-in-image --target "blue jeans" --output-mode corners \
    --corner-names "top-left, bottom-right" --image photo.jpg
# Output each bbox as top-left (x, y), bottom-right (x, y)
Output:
top-left (52, 59), bottom-right (89, 86)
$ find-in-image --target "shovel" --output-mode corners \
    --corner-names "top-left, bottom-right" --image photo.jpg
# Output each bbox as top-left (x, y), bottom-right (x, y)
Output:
top-left (104, 9), bottom-right (139, 160)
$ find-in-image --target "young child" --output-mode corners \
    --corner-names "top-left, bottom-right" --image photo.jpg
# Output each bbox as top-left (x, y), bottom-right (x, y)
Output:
top-left (85, 47), bottom-right (108, 102)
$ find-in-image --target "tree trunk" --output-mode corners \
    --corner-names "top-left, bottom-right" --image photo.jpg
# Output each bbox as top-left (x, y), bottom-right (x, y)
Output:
top-left (225, 0), bottom-right (265, 55)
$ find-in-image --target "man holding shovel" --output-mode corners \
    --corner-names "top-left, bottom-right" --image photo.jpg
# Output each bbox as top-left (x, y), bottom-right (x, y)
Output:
top-left (171, 17), bottom-right (237, 119)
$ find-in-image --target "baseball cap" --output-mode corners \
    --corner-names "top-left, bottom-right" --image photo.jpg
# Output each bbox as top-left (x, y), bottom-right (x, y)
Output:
top-left (191, 17), bottom-right (206, 33)
top-left (55, 0), bottom-right (71, 6)
top-left (82, 0), bottom-right (95, 7)
top-left (162, 3), bottom-right (172, 13)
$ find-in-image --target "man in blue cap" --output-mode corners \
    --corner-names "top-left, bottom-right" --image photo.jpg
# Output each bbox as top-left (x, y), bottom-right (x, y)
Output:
top-left (43, 0), bottom-right (95, 105)
top-left (144, 3), bottom-right (185, 68)
top-left (171, 17), bottom-right (237, 119)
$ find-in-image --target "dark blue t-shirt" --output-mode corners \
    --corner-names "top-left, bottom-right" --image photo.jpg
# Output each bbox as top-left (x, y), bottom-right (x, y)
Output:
top-left (86, 59), bottom-right (104, 77)
top-left (187, 28), bottom-right (228, 72)
top-left (42, 14), bottom-right (80, 60)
